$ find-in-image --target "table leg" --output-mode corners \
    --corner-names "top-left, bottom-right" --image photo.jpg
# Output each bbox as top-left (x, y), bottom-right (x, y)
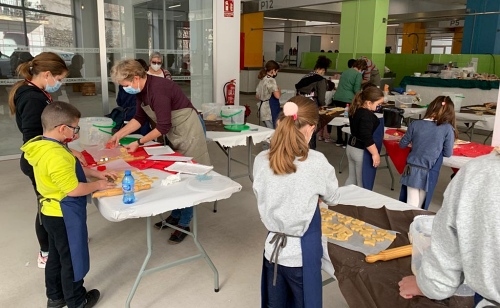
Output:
top-left (125, 210), bottom-right (220, 307)
top-left (248, 137), bottom-right (254, 182)
top-left (227, 146), bottom-right (232, 177)
top-left (338, 147), bottom-right (347, 174)
top-left (213, 200), bottom-right (218, 213)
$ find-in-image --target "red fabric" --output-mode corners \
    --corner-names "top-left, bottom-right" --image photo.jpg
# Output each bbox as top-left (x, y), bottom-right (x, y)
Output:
top-left (82, 144), bottom-right (186, 173)
top-left (383, 134), bottom-right (494, 175)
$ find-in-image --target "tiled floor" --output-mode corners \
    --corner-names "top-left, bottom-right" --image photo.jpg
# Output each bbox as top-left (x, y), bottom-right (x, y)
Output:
top-left (0, 94), bottom-right (489, 307)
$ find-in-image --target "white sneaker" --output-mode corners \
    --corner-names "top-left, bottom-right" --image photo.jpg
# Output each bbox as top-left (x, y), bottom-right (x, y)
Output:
top-left (38, 252), bottom-right (48, 269)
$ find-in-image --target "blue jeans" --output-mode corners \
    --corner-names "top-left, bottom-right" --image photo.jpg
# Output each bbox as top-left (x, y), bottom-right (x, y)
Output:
top-left (171, 207), bottom-right (193, 227)
top-left (263, 259), bottom-right (304, 308)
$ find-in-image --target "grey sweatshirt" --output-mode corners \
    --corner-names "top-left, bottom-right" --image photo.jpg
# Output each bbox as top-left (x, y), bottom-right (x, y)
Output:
top-left (417, 153), bottom-right (500, 302)
top-left (253, 150), bottom-right (341, 267)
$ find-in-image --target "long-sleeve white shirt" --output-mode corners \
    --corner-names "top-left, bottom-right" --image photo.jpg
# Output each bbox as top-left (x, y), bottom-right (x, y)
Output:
top-left (417, 153), bottom-right (500, 302)
top-left (253, 150), bottom-right (341, 267)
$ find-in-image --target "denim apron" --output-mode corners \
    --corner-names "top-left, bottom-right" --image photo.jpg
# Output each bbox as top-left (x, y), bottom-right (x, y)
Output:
top-left (361, 117), bottom-right (384, 190)
top-left (399, 153), bottom-right (444, 210)
top-left (269, 94), bottom-right (281, 129)
top-left (261, 206), bottom-right (323, 308)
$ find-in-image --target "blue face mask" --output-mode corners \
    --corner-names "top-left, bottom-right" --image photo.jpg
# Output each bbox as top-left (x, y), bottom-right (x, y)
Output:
top-left (123, 80), bottom-right (141, 94)
top-left (45, 75), bottom-right (62, 93)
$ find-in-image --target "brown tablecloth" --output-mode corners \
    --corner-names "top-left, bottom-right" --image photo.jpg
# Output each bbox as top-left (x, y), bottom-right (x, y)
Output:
top-left (327, 204), bottom-right (474, 308)
top-left (318, 111), bottom-right (343, 130)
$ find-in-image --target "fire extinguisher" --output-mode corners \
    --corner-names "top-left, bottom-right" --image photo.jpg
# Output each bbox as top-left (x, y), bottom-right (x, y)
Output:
top-left (224, 79), bottom-right (236, 105)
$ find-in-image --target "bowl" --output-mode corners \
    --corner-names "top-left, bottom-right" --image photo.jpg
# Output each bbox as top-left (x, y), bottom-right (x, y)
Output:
top-left (414, 72), bottom-right (421, 77)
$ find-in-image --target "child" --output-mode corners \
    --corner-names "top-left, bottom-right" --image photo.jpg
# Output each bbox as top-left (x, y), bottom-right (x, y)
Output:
top-left (21, 101), bottom-right (117, 308)
top-left (399, 96), bottom-right (456, 209)
top-left (345, 86), bottom-right (384, 187)
top-left (399, 153), bottom-right (500, 306)
top-left (253, 96), bottom-right (341, 307)
top-left (256, 60), bottom-right (281, 128)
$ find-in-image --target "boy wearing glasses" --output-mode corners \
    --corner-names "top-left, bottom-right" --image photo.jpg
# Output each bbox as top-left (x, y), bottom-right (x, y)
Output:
top-left (21, 101), bottom-right (117, 308)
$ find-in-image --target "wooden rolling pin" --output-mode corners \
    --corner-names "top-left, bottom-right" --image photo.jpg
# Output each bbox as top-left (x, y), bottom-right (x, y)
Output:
top-left (96, 155), bottom-right (146, 165)
top-left (92, 183), bottom-right (151, 198)
top-left (365, 245), bottom-right (412, 263)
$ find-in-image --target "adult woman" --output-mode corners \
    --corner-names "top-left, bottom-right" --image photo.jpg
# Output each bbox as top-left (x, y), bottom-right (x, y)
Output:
top-left (147, 52), bottom-right (171, 80)
top-left (253, 96), bottom-right (340, 307)
top-left (332, 59), bottom-right (367, 147)
top-left (295, 55), bottom-right (332, 149)
top-left (256, 60), bottom-right (280, 128)
top-left (345, 86), bottom-right (384, 188)
top-left (8, 51), bottom-right (84, 268)
top-left (108, 59), bottom-right (210, 244)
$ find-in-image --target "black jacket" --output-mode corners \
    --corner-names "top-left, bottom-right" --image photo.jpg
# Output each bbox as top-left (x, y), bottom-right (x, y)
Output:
top-left (14, 84), bottom-right (52, 143)
top-left (348, 108), bottom-right (380, 149)
top-left (295, 73), bottom-right (328, 106)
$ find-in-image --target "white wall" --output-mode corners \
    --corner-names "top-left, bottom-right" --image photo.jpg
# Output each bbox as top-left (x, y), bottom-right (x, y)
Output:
top-left (213, 0), bottom-right (241, 105)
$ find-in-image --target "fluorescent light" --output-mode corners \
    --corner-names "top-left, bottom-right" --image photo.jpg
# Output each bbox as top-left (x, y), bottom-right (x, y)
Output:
top-left (168, 4), bottom-right (181, 9)
top-left (264, 17), bottom-right (288, 21)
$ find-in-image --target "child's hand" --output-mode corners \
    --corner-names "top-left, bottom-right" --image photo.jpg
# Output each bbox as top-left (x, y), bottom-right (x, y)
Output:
top-left (372, 153), bottom-right (380, 167)
top-left (398, 275), bottom-right (424, 299)
top-left (96, 179), bottom-right (116, 191)
top-left (70, 148), bottom-right (88, 167)
top-left (96, 171), bottom-right (117, 182)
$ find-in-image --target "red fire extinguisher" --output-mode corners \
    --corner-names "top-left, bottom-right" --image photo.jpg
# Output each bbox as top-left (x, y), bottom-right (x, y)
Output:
top-left (224, 79), bottom-right (236, 105)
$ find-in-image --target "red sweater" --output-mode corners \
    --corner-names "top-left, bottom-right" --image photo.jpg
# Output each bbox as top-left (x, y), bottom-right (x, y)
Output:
top-left (134, 75), bottom-right (195, 134)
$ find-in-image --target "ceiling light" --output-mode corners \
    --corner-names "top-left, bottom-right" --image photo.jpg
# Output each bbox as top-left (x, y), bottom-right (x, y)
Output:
top-left (168, 4), bottom-right (181, 9)
top-left (264, 17), bottom-right (288, 21)
top-left (330, 37), bottom-right (333, 43)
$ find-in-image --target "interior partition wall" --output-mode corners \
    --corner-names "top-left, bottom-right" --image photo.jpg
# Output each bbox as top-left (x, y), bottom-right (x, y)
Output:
top-left (0, 0), bottom-right (213, 158)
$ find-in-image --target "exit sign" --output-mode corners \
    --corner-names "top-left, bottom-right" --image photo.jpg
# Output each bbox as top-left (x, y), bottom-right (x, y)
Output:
top-left (438, 20), bottom-right (464, 28)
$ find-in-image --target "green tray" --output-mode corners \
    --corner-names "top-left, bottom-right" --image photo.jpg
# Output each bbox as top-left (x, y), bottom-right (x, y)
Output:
top-left (224, 124), bottom-right (250, 132)
top-left (119, 137), bottom-right (139, 145)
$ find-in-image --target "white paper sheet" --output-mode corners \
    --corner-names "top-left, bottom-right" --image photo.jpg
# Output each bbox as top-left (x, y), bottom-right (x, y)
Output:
top-left (147, 155), bottom-right (193, 162)
top-left (144, 146), bottom-right (174, 155)
top-left (164, 162), bottom-right (213, 175)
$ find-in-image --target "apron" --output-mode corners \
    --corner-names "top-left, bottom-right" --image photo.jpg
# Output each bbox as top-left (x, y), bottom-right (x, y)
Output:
top-left (361, 117), bottom-right (384, 190)
top-left (261, 207), bottom-right (323, 308)
top-left (399, 153), bottom-right (443, 210)
top-left (141, 105), bottom-right (210, 165)
top-left (269, 94), bottom-right (281, 129)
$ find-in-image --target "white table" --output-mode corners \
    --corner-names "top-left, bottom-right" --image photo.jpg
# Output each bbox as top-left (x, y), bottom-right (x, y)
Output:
top-left (94, 169), bottom-right (242, 307)
top-left (405, 84), bottom-right (499, 108)
top-left (206, 123), bottom-right (274, 182)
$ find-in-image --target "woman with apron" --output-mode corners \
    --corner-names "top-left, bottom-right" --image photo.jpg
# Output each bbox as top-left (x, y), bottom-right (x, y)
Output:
top-left (108, 59), bottom-right (210, 244)
top-left (253, 97), bottom-right (341, 307)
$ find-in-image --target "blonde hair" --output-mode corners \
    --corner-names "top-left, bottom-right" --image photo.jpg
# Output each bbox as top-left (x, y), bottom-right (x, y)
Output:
top-left (424, 96), bottom-right (458, 138)
top-left (269, 96), bottom-right (319, 175)
top-left (8, 52), bottom-right (67, 115)
top-left (110, 59), bottom-right (147, 83)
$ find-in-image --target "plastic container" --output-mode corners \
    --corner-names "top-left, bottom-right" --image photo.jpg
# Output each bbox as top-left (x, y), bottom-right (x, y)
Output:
top-left (382, 107), bottom-right (404, 128)
top-left (409, 215), bottom-right (474, 296)
top-left (452, 94), bottom-right (464, 112)
top-left (395, 95), bottom-right (413, 108)
top-left (201, 103), bottom-right (221, 121)
top-left (122, 170), bottom-right (136, 204)
top-left (344, 104), bottom-right (350, 117)
top-left (79, 117), bottom-right (115, 147)
top-left (220, 106), bottom-right (245, 125)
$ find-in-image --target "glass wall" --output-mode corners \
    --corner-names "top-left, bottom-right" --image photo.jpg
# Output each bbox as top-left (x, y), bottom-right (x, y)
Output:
top-left (0, 0), bottom-right (214, 157)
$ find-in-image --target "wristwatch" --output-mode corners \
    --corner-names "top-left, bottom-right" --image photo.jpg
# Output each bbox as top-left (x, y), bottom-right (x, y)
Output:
top-left (137, 139), bottom-right (144, 146)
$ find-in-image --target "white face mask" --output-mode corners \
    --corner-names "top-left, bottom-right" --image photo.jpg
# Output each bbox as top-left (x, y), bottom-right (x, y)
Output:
top-left (151, 64), bottom-right (161, 71)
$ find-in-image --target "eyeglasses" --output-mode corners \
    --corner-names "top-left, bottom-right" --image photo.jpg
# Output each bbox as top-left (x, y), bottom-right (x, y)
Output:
top-left (151, 61), bottom-right (162, 65)
top-left (55, 124), bottom-right (80, 134)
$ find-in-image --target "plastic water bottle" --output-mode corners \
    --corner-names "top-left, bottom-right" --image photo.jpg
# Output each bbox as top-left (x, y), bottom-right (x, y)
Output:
top-left (344, 104), bottom-right (350, 117)
top-left (122, 170), bottom-right (136, 204)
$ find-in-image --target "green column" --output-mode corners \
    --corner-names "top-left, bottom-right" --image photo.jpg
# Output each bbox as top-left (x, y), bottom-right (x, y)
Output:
top-left (338, 0), bottom-right (389, 72)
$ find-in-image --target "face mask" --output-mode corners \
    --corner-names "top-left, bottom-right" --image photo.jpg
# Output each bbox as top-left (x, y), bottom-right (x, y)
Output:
top-left (123, 80), bottom-right (141, 94)
top-left (45, 75), bottom-right (62, 93)
top-left (272, 73), bottom-right (278, 78)
top-left (151, 64), bottom-right (161, 71)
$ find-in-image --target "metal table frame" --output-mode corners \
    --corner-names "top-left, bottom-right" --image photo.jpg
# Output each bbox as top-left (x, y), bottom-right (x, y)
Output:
top-left (126, 206), bottom-right (219, 307)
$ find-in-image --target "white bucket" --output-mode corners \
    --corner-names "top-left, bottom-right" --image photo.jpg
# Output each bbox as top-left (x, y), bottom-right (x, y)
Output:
top-left (79, 117), bottom-right (115, 147)
top-left (202, 103), bottom-right (221, 121)
top-left (220, 106), bottom-right (245, 125)
top-left (453, 94), bottom-right (464, 112)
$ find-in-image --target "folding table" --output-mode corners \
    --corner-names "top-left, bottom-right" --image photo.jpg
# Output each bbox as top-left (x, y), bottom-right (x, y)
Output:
top-left (93, 169), bottom-right (242, 308)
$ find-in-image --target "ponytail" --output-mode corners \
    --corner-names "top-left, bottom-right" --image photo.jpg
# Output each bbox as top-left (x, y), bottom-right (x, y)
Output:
top-left (269, 96), bottom-right (319, 175)
top-left (8, 60), bottom-right (32, 115)
top-left (258, 68), bottom-right (267, 80)
top-left (348, 86), bottom-right (383, 116)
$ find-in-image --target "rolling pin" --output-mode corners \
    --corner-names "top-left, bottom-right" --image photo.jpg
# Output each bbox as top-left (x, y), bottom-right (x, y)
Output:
top-left (365, 245), bottom-right (412, 263)
top-left (92, 183), bottom-right (151, 198)
top-left (96, 155), bottom-right (146, 165)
